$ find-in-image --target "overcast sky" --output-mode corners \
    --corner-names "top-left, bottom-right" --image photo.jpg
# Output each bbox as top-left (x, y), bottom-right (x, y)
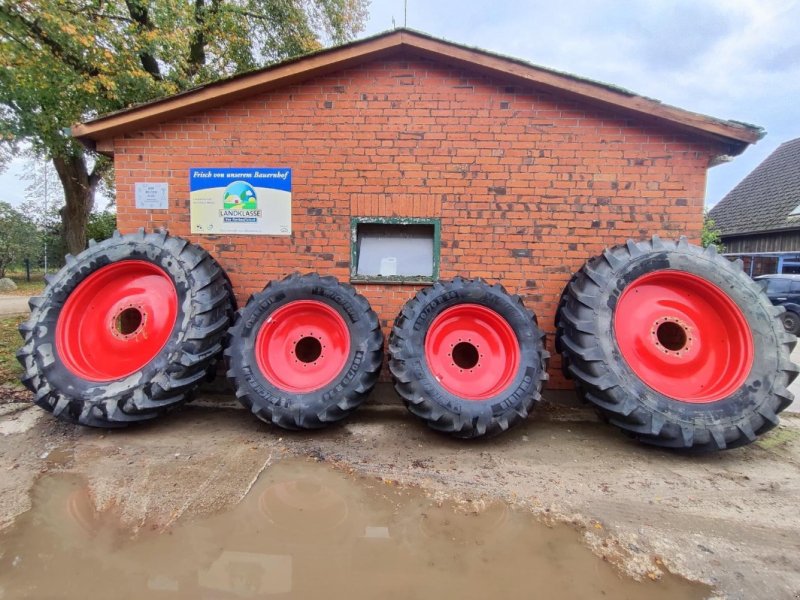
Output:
top-left (364, 0), bottom-right (800, 207)
top-left (2, 0), bottom-right (798, 210)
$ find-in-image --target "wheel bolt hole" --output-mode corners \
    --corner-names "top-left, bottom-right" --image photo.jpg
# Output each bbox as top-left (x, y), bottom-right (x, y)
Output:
top-left (452, 341), bottom-right (480, 369)
top-left (656, 321), bottom-right (687, 351)
top-left (115, 307), bottom-right (143, 336)
top-left (295, 336), bottom-right (322, 363)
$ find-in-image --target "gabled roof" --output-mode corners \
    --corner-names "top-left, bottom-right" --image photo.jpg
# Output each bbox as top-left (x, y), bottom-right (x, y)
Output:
top-left (709, 137), bottom-right (800, 236)
top-left (72, 28), bottom-right (763, 154)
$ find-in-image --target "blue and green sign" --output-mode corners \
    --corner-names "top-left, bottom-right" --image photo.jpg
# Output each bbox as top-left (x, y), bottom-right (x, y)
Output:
top-left (189, 168), bottom-right (292, 235)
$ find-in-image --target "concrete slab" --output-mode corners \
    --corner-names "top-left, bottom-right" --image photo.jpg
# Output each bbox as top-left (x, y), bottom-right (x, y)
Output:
top-left (0, 297), bottom-right (30, 316)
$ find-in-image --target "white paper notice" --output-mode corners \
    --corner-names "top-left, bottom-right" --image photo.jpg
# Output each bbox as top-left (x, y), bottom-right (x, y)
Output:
top-left (135, 182), bottom-right (169, 210)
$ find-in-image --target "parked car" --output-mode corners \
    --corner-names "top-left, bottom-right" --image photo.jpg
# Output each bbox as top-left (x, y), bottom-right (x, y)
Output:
top-left (755, 274), bottom-right (800, 334)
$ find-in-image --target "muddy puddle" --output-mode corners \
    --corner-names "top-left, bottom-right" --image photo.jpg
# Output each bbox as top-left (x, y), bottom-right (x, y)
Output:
top-left (0, 459), bottom-right (710, 599)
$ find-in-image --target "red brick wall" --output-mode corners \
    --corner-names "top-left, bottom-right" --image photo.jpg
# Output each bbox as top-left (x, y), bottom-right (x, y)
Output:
top-left (112, 56), bottom-right (725, 389)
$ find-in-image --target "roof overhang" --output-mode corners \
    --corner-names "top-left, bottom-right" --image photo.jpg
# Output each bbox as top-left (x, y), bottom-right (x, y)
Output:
top-left (721, 225), bottom-right (800, 238)
top-left (72, 29), bottom-right (764, 156)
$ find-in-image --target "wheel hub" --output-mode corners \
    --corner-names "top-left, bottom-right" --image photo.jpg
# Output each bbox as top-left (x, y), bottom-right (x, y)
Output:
top-left (112, 305), bottom-right (146, 340)
top-left (424, 304), bottom-right (520, 400)
top-left (651, 316), bottom-right (693, 356)
top-left (55, 260), bottom-right (178, 382)
top-left (614, 270), bottom-right (754, 403)
top-left (255, 300), bottom-right (350, 393)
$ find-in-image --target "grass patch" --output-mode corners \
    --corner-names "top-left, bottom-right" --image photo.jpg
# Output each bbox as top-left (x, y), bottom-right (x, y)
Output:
top-left (0, 315), bottom-right (26, 387)
top-left (755, 424), bottom-right (800, 450)
top-left (2, 272), bottom-right (47, 297)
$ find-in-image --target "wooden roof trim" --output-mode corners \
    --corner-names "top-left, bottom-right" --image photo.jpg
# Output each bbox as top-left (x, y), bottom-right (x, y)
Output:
top-left (72, 28), bottom-right (763, 149)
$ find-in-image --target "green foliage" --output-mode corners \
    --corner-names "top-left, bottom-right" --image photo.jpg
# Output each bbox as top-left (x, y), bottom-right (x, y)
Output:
top-left (0, 315), bottom-right (27, 386)
top-left (0, 1), bottom-right (367, 155)
top-left (86, 210), bottom-right (117, 243)
top-left (0, 145), bottom-right (12, 174)
top-left (702, 213), bottom-right (724, 251)
top-left (0, 202), bottom-right (40, 278)
top-left (0, 0), bottom-right (368, 251)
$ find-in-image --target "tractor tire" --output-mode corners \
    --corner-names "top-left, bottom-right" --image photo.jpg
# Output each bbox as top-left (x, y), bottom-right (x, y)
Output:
top-left (780, 310), bottom-right (800, 336)
top-left (204, 269), bottom-right (238, 384)
top-left (554, 274), bottom-right (593, 407)
top-left (388, 278), bottom-right (549, 439)
top-left (17, 229), bottom-right (233, 427)
top-left (557, 236), bottom-right (798, 451)
top-left (554, 271), bottom-right (579, 382)
top-left (225, 273), bottom-right (383, 430)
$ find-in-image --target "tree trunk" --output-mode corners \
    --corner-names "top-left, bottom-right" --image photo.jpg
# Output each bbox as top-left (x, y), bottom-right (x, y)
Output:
top-left (52, 153), bottom-right (97, 256)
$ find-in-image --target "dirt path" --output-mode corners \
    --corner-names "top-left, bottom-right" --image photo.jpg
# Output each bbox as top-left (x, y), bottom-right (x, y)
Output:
top-left (1, 395), bottom-right (798, 600)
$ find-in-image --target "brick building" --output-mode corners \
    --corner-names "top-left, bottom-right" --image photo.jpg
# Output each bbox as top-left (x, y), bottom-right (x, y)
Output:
top-left (72, 29), bottom-right (761, 388)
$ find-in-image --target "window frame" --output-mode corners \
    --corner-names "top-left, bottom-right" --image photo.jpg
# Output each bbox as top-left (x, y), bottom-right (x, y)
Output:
top-left (349, 217), bottom-right (441, 284)
top-left (767, 278), bottom-right (791, 294)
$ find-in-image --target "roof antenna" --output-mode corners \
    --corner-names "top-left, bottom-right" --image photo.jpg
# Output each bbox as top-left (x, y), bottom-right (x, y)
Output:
top-left (404, 0), bottom-right (408, 27)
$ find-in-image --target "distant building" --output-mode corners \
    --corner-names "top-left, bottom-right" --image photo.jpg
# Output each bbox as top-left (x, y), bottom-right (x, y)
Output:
top-left (710, 137), bottom-right (800, 276)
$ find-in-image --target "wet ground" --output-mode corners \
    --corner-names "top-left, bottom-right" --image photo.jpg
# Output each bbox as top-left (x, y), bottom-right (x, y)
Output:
top-left (0, 459), bottom-right (709, 600)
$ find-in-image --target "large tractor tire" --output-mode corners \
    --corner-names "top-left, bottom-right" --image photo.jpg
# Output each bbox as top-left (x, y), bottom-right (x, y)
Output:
top-left (554, 271), bottom-right (579, 382)
top-left (557, 236), bottom-right (798, 451)
top-left (17, 229), bottom-right (234, 427)
top-left (226, 273), bottom-right (383, 430)
top-left (389, 278), bottom-right (549, 438)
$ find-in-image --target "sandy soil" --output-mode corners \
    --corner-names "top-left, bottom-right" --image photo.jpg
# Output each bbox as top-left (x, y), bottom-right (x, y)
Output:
top-left (0, 388), bottom-right (798, 600)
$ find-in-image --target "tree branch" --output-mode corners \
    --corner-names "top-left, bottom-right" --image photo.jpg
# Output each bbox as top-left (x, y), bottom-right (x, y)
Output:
top-left (186, 0), bottom-right (221, 77)
top-left (186, 0), bottom-right (207, 76)
top-left (223, 7), bottom-right (275, 21)
top-left (88, 156), bottom-right (112, 189)
top-left (60, 7), bottom-right (134, 24)
top-left (123, 0), bottom-right (162, 80)
top-left (0, 24), bottom-right (37, 55)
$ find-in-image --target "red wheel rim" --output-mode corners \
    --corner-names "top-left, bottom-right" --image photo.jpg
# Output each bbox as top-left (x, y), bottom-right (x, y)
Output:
top-left (55, 260), bottom-right (178, 382)
top-left (255, 300), bottom-right (350, 393)
top-left (424, 304), bottom-right (520, 400)
top-left (614, 270), bottom-right (754, 403)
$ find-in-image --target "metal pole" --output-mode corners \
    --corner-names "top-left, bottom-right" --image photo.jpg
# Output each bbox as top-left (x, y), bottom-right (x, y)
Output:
top-left (43, 158), bottom-right (48, 275)
top-left (404, 0), bottom-right (407, 27)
